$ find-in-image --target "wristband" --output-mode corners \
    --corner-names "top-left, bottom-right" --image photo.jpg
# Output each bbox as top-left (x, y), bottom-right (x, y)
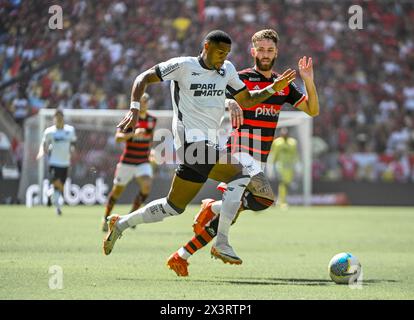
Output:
top-left (130, 101), bottom-right (140, 110)
top-left (266, 86), bottom-right (276, 94)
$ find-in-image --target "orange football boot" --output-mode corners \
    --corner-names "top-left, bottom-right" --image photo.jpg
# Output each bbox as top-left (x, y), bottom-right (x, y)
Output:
top-left (166, 252), bottom-right (189, 277)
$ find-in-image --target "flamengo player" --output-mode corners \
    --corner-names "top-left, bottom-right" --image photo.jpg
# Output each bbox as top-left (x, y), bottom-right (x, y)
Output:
top-left (36, 109), bottom-right (77, 216)
top-left (102, 93), bottom-right (156, 232)
top-left (103, 30), bottom-right (296, 264)
top-left (167, 29), bottom-right (320, 276)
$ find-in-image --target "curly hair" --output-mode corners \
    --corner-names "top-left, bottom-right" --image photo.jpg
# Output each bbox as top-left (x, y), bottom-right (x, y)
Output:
top-left (251, 29), bottom-right (279, 47)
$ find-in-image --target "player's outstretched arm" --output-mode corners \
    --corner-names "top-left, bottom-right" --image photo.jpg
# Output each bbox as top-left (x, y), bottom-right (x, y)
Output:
top-left (233, 69), bottom-right (296, 108)
top-left (296, 56), bottom-right (319, 117)
top-left (117, 67), bottom-right (161, 132)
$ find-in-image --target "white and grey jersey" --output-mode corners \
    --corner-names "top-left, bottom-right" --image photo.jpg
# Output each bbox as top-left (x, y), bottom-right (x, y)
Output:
top-left (41, 124), bottom-right (76, 167)
top-left (155, 56), bottom-right (246, 149)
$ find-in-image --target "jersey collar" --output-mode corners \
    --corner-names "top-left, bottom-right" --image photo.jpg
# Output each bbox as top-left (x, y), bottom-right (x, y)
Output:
top-left (252, 66), bottom-right (277, 81)
top-left (198, 56), bottom-right (214, 70)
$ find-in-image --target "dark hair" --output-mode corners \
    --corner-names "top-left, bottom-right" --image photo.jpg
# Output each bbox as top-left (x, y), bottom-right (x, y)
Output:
top-left (204, 30), bottom-right (232, 45)
top-left (252, 29), bottom-right (279, 47)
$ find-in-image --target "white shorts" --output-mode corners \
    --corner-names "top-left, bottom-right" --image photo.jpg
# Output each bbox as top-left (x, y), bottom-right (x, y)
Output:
top-left (232, 152), bottom-right (266, 177)
top-left (113, 162), bottom-right (153, 186)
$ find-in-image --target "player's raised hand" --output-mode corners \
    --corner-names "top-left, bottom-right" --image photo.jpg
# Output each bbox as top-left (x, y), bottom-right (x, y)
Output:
top-left (298, 56), bottom-right (314, 81)
top-left (271, 69), bottom-right (296, 92)
top-left (117, 109), bottom-right (139, 132)
top-left (226, 99), bottom-right (244, 129)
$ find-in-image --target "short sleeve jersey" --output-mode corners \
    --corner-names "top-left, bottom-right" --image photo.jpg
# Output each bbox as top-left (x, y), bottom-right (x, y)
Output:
top-left (42, 124), bottom-right (77, 167)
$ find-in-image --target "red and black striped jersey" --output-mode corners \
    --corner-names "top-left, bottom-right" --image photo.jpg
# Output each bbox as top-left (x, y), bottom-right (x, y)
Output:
top-left (120, 114), bottom-right (157, 165)
top-left (227, 67), bottom-right (306, 163)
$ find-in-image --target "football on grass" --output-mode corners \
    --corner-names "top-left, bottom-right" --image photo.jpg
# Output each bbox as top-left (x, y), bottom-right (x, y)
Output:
top-left (328, 252), bottom-right (362, 284)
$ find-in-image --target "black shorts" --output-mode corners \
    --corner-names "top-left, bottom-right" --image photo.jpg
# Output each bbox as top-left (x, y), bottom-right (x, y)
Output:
top-left (49, 166), bottom-right (68, 183)
top-left (175, 141), bottom-right (231, 183)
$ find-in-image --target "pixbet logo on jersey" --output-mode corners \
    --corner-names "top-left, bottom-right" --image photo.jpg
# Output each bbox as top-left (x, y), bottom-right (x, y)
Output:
top-left (190, 83), bottom-right (224, 96)
top-left (255, 105), bottom-right (280, 117)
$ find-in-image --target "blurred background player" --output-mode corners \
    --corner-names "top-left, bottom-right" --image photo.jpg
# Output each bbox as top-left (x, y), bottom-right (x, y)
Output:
top-left (36, 109), bottom-right (76, 215)
top-left (166, 29), bottom-right (319, 276)
top-left (267, 127), bottom-right (299, 210)
top-left (102, 93), bottom-right (156, 231)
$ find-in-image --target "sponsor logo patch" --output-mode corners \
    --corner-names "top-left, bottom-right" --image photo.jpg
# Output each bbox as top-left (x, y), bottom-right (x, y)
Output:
top-left (160, 63), bottom-right (179, 77)
top-left (190, 83), bottom-right (224, 97)
top-left (255, 105), bottom-right (281, 117)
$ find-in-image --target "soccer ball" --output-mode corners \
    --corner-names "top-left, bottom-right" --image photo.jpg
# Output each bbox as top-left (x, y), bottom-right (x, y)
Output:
top-left (328, 252), bottom-right (362, 284)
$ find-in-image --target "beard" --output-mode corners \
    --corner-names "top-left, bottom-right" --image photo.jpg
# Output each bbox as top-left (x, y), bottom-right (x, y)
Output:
top-left (255, 57), bottom-right (275, 71)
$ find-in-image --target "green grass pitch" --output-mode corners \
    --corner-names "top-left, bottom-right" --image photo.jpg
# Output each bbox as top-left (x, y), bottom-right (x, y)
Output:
top-left (1, 205), bottom-right (413, 299)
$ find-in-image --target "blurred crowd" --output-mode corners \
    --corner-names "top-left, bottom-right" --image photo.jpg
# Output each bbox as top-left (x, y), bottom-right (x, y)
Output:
top-left (1, 0), bottom-right (414, 182)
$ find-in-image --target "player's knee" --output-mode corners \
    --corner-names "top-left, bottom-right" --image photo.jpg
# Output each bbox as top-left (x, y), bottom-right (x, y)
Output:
top-left (248, 172), bottom-right (274, 199)
top-left (243, 172), bottom-right (275, 211)
top-left (137, 176), bottom-right (152, 194)
top-left (242, 191), bottom-right (274, 211)
top-left (141, 182), bottom-right (152, 195)
top-left (111, 185), bottom-right (125, 198)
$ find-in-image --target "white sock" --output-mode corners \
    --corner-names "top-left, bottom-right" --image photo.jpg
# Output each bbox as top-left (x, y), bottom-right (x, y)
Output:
top-left (118, 209), bottom-right (144, 231)
top-left (47, 187), bottom-right (54, 197)
top-left (211, 200), bottom-right (222, 215)
top-left (216, 200), bottom-right (240, 246)
top-left (178, 247), bottom-right (191, 260)
top-left (53, 190), bottom-right (61, 209)
top-left (117, 198), bottom-right (182, 232)
top-left (215, 176), bottom-right (250, 247)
